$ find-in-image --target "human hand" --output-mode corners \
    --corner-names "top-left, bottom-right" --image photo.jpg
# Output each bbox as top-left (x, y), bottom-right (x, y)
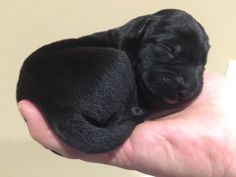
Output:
top-left (17, 71), bottom-right (236, 177)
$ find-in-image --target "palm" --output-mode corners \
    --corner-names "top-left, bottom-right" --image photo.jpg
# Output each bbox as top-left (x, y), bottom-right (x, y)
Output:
top-left (19, 71), bottom-right (236, 177)
top-left (100, 71), bottom-right (235, 177)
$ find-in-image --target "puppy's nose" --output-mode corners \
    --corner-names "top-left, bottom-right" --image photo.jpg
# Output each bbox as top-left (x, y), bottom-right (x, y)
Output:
top-left (179, 88), bottom-right (195, 100)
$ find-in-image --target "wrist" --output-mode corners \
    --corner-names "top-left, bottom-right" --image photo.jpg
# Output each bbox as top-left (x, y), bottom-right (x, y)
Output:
top-left (227, 148), bottom-right (236, 177)
top-left (223, 133), bottom-right (236, 177)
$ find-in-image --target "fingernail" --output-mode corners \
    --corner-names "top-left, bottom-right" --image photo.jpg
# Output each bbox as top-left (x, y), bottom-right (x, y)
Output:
top-left (50, 150), bottom-right (62, 156)
top-left (17, 103), bottom-right (27, 123)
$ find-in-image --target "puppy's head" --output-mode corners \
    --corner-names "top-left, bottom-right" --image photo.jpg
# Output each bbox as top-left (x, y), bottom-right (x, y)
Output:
top-left (136, 9), bottom-right (210, 109)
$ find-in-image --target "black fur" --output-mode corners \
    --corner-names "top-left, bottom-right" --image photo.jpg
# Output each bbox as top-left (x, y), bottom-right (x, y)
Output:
top-left (16, 9), bottom-right (209, 153)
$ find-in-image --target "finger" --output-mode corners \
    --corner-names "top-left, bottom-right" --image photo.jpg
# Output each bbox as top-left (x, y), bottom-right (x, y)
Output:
top-left (18, 100), bottom-right (58, 147)
top-left (17, 100), bottom-right (81, 157)
top-left (17, 100), bottom-right (116, 162)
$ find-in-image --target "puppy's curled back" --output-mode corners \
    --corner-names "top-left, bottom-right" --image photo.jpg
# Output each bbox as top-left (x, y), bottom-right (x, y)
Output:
top-left (16, 44), bottom-right (145, 153)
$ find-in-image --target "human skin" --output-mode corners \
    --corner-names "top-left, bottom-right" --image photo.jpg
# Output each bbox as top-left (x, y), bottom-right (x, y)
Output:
top-left (18, 71), bottom-right (236, 177)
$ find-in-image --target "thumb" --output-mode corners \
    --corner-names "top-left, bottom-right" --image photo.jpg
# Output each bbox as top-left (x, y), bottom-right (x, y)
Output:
top-left (17, 100), bottom-right (108, 160)
top-left (17, 100), bottom-right (66, 152)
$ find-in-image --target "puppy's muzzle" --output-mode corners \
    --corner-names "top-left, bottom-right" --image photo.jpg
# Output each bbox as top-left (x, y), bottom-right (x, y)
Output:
top-left (172, 75), bottom-right (200, 103)
top-left (144, 72), bottom-right (200, 104)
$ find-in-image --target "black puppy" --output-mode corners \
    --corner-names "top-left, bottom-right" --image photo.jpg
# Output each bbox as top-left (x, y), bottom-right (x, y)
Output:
top-left (16, 9), bottom-right (209, 153)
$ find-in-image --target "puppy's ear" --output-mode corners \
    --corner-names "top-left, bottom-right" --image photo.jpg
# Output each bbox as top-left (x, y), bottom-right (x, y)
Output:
top-left (131, 17), bottom-right (152, 39)
top-left (117, 16), bottom-right (152, 45)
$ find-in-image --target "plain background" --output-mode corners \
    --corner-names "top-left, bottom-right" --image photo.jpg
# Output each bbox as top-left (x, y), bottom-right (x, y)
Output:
top-left (1, 0), bottom-right (236, 177)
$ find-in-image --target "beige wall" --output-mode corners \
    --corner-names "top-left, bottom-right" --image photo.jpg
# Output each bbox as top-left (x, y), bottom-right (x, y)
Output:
top-left (0, 0), bottom-right (236, 177)
top-left (0, 0), bottom-right (235, 176)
